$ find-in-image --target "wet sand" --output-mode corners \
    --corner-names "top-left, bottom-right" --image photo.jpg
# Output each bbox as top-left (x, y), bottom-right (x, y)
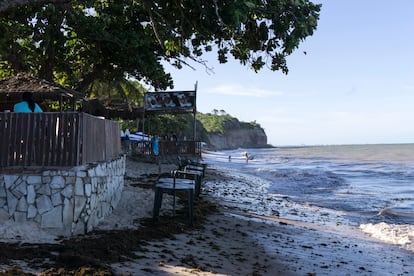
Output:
top-left (0, 157), bottom-right (413, 275)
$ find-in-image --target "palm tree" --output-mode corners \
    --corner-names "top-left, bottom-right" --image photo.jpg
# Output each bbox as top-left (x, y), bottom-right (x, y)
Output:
top-left (86, 77), bottom-right (146, 111)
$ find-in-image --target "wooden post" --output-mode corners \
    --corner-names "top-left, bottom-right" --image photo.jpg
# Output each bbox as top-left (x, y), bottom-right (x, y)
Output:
top-left (193, 82), bottom-right (198, 142)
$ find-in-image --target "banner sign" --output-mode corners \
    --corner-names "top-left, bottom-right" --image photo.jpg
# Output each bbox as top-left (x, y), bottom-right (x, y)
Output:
top-left (144, 91), bottom-right (196, 111)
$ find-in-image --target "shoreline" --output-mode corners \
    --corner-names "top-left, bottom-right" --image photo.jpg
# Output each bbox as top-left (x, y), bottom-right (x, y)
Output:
top-left (1, 157), bottom-right (414, 275)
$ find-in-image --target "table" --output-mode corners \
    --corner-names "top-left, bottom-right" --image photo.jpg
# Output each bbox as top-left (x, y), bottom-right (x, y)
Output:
top-left (152, 177), bottom-right (196, 225)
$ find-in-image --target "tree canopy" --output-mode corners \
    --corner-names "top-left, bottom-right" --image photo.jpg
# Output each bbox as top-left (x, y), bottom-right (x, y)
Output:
top-left (0, 0), bottom-right (321, 93)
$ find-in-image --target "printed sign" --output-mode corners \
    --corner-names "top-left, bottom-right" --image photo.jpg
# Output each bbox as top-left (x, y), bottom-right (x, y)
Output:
top-left (144, 91), bottom-right (196, 111)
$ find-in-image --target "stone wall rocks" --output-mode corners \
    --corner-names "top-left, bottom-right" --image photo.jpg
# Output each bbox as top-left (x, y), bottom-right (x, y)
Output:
top-left (0, 156), bottom-right (125, 236)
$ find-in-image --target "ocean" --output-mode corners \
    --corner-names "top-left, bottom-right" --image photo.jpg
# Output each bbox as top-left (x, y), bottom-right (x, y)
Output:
top-left (202, 143), bottom-right (414, 254)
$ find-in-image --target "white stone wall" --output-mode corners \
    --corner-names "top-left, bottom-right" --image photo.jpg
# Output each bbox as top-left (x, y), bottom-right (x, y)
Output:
top-left (0, 156), bottom-right (125, 236)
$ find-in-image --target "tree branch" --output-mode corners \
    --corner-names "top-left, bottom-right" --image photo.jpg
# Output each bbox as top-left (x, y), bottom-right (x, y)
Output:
top-left (142, 0), bottom-right (164, 50)
top-left (0, 0), bottom-right (70, 12)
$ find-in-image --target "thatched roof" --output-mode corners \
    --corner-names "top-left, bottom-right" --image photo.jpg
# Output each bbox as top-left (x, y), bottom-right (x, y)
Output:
top-left (0, 73), bottom-right (84, 101)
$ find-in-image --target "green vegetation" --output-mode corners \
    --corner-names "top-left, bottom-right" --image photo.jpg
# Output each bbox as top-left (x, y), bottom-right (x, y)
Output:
top-left (0, 0), bottom-right (321, 94)
top-left (87, 78), bottom-right (146, 108)
top-left (197, 111), bottom-right (260, 134)
top-left (119, 110), bottom-right (262, 143)
top-left (1, 1), bottom-right (319, 140)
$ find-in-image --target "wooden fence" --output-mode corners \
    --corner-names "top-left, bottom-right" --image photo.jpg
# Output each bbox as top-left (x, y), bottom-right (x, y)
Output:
top-left (125, 140), bottom-right (202, 158)
top-left (0, 112), bottom-right (121, 169)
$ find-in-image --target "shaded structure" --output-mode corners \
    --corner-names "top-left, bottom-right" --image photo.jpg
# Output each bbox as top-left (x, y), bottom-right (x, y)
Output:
top-left (143, 88), bottom-right (197, 139)
top-left (82, 99), bottom-right (145, 119)
top-left (0, 73), bottom-right (121, 169)
top-left (126, 85), bottom-right (201, 159)
top-left (85, 83), bottom-right (203, 159)
top-left (0, 73), bottom-right (84, 112)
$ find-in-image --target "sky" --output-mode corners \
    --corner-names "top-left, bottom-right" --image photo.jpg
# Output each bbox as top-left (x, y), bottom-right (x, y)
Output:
top-left (162, 0), bottom-right (414, 146)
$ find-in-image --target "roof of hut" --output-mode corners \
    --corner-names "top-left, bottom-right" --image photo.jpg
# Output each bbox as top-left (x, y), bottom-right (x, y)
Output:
top-left (0, 73), bottom-right (85, 101)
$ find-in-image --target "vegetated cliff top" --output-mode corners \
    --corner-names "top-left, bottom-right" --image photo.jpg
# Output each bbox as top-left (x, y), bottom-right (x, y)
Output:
top-left (196, 111), bottom-right (269, 149)
top-left (196, 111), bottom-right (263, 134)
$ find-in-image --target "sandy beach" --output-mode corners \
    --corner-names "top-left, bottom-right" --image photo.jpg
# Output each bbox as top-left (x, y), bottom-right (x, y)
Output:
top-left (1, 157), bottom-right (413, 275)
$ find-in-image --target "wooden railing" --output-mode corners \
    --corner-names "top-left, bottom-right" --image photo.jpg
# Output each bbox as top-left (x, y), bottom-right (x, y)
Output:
top-left (0, 112), bottom-right (121, 169)
top-left (125, 140), bottom-right (202, 158)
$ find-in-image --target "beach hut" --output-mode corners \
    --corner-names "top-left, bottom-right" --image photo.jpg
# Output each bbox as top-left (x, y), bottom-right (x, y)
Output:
top-left (0, 73), bottom-right (84, 112)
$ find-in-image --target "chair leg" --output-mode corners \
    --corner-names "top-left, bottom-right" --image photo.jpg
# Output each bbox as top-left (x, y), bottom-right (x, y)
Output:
top-left (172, 189), bottom-right (176, 216)
top-left (188, 189), bottom-right (194, 226)
top-left (153, 188), bottom-right (163, 220)
top-left (195, 175), bottom-right (201, 197)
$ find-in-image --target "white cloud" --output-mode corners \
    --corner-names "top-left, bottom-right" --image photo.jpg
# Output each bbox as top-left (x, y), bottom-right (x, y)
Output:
top-left (209, 84), bottom-right (283, 97)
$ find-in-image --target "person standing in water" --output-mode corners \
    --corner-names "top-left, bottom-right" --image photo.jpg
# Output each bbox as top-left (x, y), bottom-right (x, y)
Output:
top-left (244, 152), bottom-right (249, 163)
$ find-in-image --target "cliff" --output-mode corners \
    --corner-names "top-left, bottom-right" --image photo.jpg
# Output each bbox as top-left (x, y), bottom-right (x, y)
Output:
top-left (206, 127), bottom-right (268, 150)
top-left (196, 112), bottom-right (269, 150)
